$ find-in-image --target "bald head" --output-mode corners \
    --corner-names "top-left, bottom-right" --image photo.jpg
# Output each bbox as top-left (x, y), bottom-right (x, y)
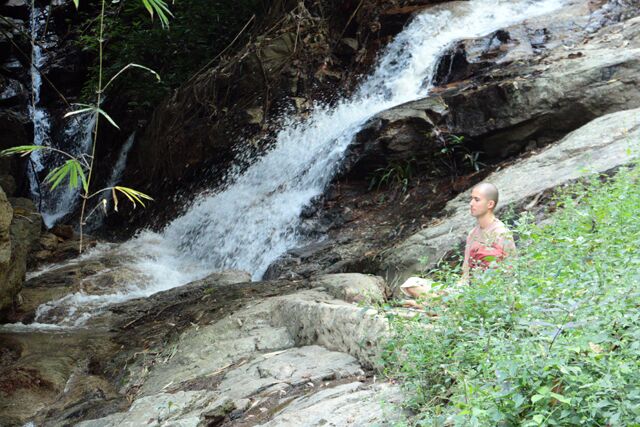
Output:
top-left (473, 182), bottom-right (499, 208)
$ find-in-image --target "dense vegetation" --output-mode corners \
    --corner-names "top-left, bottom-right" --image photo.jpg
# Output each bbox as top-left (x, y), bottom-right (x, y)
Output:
top-left (383, 164), bottom-right (640, 426)
top-left (78, 0), bottom-right (268, 111)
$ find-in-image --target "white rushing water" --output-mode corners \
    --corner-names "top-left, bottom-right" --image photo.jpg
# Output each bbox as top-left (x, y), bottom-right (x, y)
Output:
top-left (27, 4), bottom-right (96, 228)
top-left (40, 114), bottom-right (96, 227)
top-left (28, 0), bottom-right (565, 327)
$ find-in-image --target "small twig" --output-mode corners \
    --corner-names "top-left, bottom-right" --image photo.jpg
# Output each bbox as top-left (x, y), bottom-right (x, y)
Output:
top-left (332, 0), bottom-right (365, 50)
top-left (14, 213), bottom-right (35, 222)
top-left (182, 14), bottom-right (256, 88)
top-left (256, 50), bottom-right (271, 125)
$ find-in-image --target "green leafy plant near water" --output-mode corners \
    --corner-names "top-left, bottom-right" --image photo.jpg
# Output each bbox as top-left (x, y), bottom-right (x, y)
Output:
top-left (437, 134), bottom-right (485, 175)
top-left (369, 159), bottom-right (416, 196)
top-left (382, 164), bottom-right (640, 426)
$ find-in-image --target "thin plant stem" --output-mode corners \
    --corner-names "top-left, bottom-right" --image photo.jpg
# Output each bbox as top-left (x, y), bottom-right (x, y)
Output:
top-left (79, 0), bottom-right (106, 252)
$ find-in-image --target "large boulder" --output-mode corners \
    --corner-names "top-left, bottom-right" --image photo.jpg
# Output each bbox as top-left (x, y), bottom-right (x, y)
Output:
top-left (379, 107), bottom-right (640, 286)
top-left (0, 187), bottom-right (14, 310)
top-left (0, 192), bottom-right (42, 312)
top-left (0, 195), bottom-right (42, 313)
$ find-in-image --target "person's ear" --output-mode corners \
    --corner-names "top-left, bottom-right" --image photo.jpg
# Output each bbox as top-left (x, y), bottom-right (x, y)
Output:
top-left (488, 200), bottom-right (496, 210)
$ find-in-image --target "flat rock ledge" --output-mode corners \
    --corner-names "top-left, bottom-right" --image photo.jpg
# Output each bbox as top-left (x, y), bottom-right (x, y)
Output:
top-left (75, 273), bottom-right (404, 427)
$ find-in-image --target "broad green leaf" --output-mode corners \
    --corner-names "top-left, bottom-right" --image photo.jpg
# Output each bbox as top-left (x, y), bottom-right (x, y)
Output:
top-left (141, 0), bottom-right (172, 28)
top-left (76, 162), bottom-right (88, 192)
top-left (513, 394), bottom-right (525, 408)
top-left (532, 414), bottom-right (544, 425)
top-left (531, 394), bottom-right (545, 404)
top-left (72, 0), bottom-right (79, 8)
top-left (550, 392), bottom-right (571, 405)
top-left (45, 162), bottom-right (73, 190)
top-left (141, 0), bottom-right (154, 17)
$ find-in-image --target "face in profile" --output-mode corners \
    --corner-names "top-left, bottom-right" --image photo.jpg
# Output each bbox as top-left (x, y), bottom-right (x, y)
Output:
top-left (469, 186), bottom-right (495, 218)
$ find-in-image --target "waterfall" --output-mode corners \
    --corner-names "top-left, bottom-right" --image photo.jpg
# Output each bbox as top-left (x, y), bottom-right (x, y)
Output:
top-left (39, 114), bottom-right (96, 227)
top-left (27, 4), bottom-right (96, 228)
top-left (86, 132), bottom-right (136, 231)
top-left (29, 0), bottom-right (566, 327)
top-left (27, 2), bottom-right (52, 210)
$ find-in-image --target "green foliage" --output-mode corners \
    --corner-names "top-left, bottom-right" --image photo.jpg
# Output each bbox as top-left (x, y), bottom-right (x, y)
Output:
top-left (112, 185), bottom-right (153, 209)
top-left (44, 159), bottom-right (88, 191)
top-left (78, 0), bottom-right (266, 110)
top-left (436, 134), bottom-right (485, 175)
top-left (369, 159), bottom-right (415, 195)
top-left (383, 164), bottom-right (640, 426)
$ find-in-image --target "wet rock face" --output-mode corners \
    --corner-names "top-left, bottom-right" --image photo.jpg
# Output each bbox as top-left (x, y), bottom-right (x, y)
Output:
top-left (0, 11), bottom-right (31, 197)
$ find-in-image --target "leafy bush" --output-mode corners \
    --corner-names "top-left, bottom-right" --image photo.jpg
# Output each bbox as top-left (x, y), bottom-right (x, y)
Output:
top-left (383, 164), bottom-right (640, 426)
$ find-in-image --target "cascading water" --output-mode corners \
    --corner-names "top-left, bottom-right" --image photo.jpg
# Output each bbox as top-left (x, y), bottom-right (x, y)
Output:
top-left (27, 0), bottom-right (566, 327)
top-left (39, 113), bottom-right (96, 227)
top-left (27, 3), bottom-right (96, 228)
top-left (85, 132), bottom-right (136, 231)
top-left (27, 2), bottom-right (53, 209)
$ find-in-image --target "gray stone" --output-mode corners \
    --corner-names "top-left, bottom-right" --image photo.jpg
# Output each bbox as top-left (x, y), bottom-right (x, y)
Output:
top-left (200, 269), bottom-right (251, 285)
top-left (258, 381), bottom-right (405, 427)
top-left (272, 290), bottom-right (390, 370)
top-left (380, 108), bottom-right (640, 287)
top-left (309, 273), bottom-right (387, 303)
top-left (0, 195), bottom-right (41, 312)
top-left (217, 345), bottom-right (364, 399)
top-left (75, 390), bottom-right (218, 427)
top-left (136, 297), bottom-right (296, 397)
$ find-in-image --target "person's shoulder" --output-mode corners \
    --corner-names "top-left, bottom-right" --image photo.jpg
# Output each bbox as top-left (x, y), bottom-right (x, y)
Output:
top-left (493, 219), bottom-right (513, 235)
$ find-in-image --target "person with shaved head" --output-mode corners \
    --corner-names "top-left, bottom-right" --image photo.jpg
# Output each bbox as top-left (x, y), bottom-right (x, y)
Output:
top-left (401, 182), bottom-right (516, 306)
top-left (461, 182), bottom-right (516, 282)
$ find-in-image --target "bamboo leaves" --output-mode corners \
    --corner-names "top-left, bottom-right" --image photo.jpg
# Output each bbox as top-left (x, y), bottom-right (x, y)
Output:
top-left (141, 0), bottom-right (173, 28)
top-left (64, 106), bottom-right (120, 129)
top-left (71, 0), bottom-right (173, 29)
top-left (0, 145), bottom-right (46, 157)
top-left (113, 186), bottom-right (153, 208)
top-left (44, 159), bottom-right (88, 192)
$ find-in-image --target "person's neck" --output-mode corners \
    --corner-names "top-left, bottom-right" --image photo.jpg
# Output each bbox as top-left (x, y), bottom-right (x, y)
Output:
top-left (477, 212), bottom-right (496, 229)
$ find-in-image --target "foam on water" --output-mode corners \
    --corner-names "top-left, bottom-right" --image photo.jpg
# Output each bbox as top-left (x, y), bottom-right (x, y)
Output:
top-left (27, 0), bottom-right (565, 327)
